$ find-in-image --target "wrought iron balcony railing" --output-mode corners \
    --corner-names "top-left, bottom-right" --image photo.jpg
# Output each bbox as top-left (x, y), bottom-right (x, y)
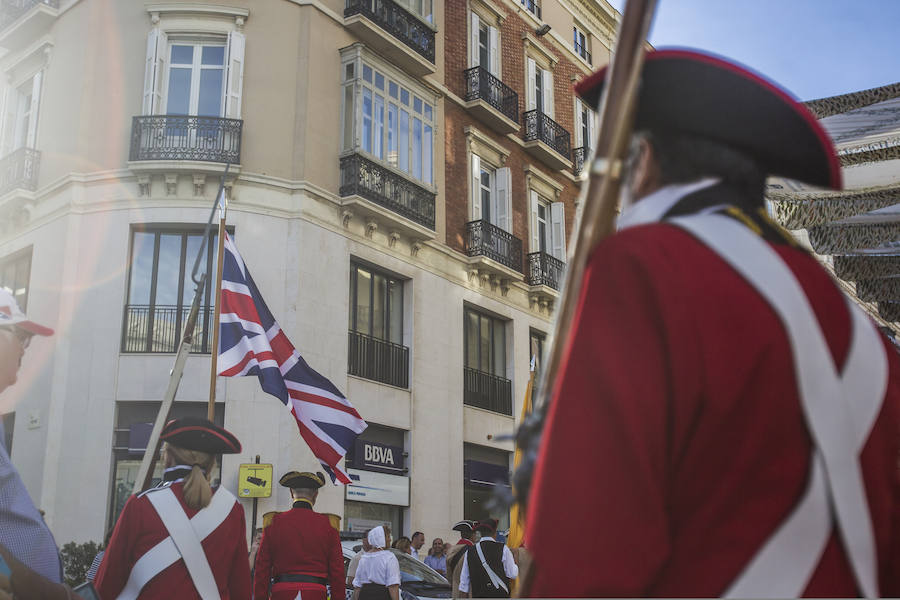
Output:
top-left (526, 251), bottom-right (565, 291)
top-left (464, 367), bottom-right (512, 415)
top-left (129, 115), bottom-right (242, 164)
top-left (0, 0), bottom-right (57, 29)
top-left (573, 146), bottom-right (589, 175)
top-left (345, 0), bottom-right (435, 64)
top-left (574, 41), bottom-right (592, 65)
top-left (464, 66), bottom-right (519, 124)
top-left (340, 153), bottom-right (436, 230)
top-left (523, 110), bottom-right (571, 160)
top-left (465, 220), bottom-right (523, 273)
top-left (121, 304), bottom-right (215, 354)
top-left (0, 147), bottom-right (39, 196)
top-left (348, 330), bottom-right (409, 388)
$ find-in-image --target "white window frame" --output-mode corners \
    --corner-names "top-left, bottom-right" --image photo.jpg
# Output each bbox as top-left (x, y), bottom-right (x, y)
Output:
top-left (469, 4), bottom-right (500, 76)
top-left (525, 56), bottom-right (554, 119)
top-left (2, 71), bottom-right (42, 155)
top-left (575, 98), bottom-right (596, 150)
top-left (465, 126), bottom-right (511, 232)
top-left (395, 0), bottom-right (434, 24)
top-left (526, 165), bottom-right (566, 260)
top-left (573, 24), bottom-right (591, 64)
top-left (162, 40), bottom-right (227, 117)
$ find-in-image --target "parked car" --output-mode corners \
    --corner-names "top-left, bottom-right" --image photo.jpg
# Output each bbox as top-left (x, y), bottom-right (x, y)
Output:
top-left (341, 541), bottom-right (451, 600)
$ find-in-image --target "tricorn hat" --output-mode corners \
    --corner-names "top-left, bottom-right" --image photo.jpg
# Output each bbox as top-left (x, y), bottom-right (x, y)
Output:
top-left (452, 520), bottom-right (476, 533)
top-left (279, 471), bottom-right (326, 489)
top-left (160, 416), bottom-right (241, 454)
top-left (575, 49), bottom-right (841, 190)
top-left (475, 518), bottom-right (499, 534)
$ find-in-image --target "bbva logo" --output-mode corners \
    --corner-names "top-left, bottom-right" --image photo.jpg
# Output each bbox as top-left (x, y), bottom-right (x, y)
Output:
top-left (364, 443), bottom-right (395, 465)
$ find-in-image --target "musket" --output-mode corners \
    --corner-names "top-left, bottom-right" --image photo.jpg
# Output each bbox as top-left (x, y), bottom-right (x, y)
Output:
top-left (515, 0), bottom-right (657, 594)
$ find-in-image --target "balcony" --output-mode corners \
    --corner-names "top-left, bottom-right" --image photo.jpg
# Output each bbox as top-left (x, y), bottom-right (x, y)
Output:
top-left (348, 330), bottom-right (409, 388)
top-left (526, 251), bottom-right (565, 291)
top-left (340, 153), bottom-right (436, 240)
top-left (463, 66), bottom-right (519, 135)
top-left (464, 367), bottom-right (512, 416)
top-left (573, 146), bottom-right (589, 176)
top-left (0, 147), bottom-right (39, 199)
top-left (128, 116), bottom-right (242, 176)
top-left (523, 110), bottom-right (572, 171)
top-left (465, 220), bottom-right (523, 292)
top-left (121, 304), bottom-right (215, 354)
top-left (0, 0), bottom-right (59, 49)
top-left (344, 0), bottom-right (436, 77)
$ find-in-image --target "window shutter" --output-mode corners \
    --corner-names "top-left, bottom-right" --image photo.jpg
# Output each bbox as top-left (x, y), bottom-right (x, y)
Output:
top-left (142, 28), bottom-right (167, 115)
top-left (496, 167), bottom-right (510, 232)
top-left (25, 71), bottom-right (41, 148)
top-left (551, 201), bottom-right (566, 260)
top-left (225, 30), bottom-right (246, 118)
top-left (542, 69), bottom-right (554, 118)
top-left (526, 58), bottom-right (536, 111)
top-left (529, 190), bottom-right (540, 252)
top-left (575, 102), bottom-right (584, 147)
top-left (471, 153), bottom-right (482, 220)
top-left (489, 26), bottom-right (499, 76)
top-left (470, 12), bottom-right (480, 68)
top-left (588, 109), bottom-right (596, 150)
top-left (0, 85), bottom-right (12, 154)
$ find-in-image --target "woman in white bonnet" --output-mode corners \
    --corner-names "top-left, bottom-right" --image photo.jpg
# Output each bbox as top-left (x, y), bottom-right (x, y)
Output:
top-left (352, 525), bottom-right (400, 600)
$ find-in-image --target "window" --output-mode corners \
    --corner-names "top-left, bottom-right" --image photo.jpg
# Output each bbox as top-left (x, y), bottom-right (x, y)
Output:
top-left (529, 191), bottom-right (566, 260)
top-left (469, 155), bottom-right (510, 231)
top-left (122, 226), bottom-right (225, 353)
top-left (575, 98), bottom-right (595, 150)
top-left (526, 58), bottom-right (553, 118)
top-left (3, 72), bottom-right (42, 153)
top-left (573, 25), bottom-right (591, 64)
top-left (395, 0), bottom-right (433, 23)
top-left (521, 0), bottom-right (541, 20)
top-left (463, 443), bottom-right (511, 530)
top-left (529, 329), bottom-right (546, 375)
top-left (469, 12), bottom-right (499, 75)
top-left (341, 51), bottom-right (436, 187)
top-left (0, 247), bottom-right (32, 311)
top-left (465, 308), bottom-right (506, 377)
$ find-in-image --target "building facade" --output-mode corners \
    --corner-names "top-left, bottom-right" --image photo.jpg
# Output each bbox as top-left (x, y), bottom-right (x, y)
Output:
top-left (0, 0), bottom-right (617, 546)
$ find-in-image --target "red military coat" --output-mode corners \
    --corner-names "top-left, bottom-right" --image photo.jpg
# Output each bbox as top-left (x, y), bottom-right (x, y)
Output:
top-left (95, 481), bottom-right (250, 599)
top-left (526, 196), bottom-right (900, 597)
top-left (252, 500), bottom-right (346, 600)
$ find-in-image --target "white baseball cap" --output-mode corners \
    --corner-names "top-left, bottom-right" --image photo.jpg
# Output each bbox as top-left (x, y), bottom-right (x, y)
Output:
top-left (0, 288), bottom-right (53, 336)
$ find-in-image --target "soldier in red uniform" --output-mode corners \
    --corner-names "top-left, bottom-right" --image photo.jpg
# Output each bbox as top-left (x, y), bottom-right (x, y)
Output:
top-left (94, 417), bottom-right (250, 599)
top-left (524, 50), bottom-right (900, 597)
top-left (252, 471), bottom-right (345, 600)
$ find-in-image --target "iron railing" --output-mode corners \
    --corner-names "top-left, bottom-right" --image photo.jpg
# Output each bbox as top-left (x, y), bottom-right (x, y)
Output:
top-left (573, 146), bottom-right (589, 175)
top-left (0, 147), bottom-right (39, 196)
top-left (121, 304), bottom-right (215, 354)
top-left (348, 330), bottom-right (409, 388)
top-left (464, 367), bottom-right (512, 415)
top-left (523, 110), bottom-right (571, 161)
top-left (340, 153), bottom-right (436, 230)
top-left (0, 0), bottom-right (57, 29)
top-left (344, 0), bottom-right (435, 64)
top-left (465, 220), bottom-right (523, 272)
top-left (129, 115), bottom-right (242, 164)
top-left (464, 66), bottom-right (519, 124)
top-left (574, 41), bottom-right (592, 65)
top-left (526, 251), bottom-right (565, 290)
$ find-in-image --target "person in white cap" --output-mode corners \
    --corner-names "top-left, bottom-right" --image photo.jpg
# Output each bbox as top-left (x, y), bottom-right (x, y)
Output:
top-left (352, 526), bottom-right (400, 600)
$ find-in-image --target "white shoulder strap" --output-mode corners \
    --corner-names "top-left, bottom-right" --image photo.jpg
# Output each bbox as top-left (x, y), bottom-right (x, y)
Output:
top-left (475, 542), bottom-right (508, 593)
top-left (671, 214), bottom-right (885, 599)
top-left (116, 486), bottom-right (237, 600)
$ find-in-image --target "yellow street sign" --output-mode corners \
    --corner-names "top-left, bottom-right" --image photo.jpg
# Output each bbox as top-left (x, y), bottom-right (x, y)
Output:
top-left (238, 463), bottom-right (273, 498)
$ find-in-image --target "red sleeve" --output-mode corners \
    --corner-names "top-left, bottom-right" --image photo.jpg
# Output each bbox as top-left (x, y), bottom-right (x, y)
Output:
top-left (95, 495), bottom-right (140, 599)
top-left (525, 238), bottom-right (674, 597)
top-left (228, 504), bottom-right (251, 600)
top-left (326, 525), bottom-right (346, 600)
top-left (252, 526), bottom-right (273, 600)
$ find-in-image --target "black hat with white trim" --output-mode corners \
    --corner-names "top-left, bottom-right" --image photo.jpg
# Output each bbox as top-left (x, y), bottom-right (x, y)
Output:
top-left (452, 520), bottom-right (476, 533)
top-left (160, 417), bottom-right (242, 454)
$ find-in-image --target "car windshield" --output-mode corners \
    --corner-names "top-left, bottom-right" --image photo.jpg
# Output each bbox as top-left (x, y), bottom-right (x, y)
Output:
top-left (389, 549), bottom-right (448, 585)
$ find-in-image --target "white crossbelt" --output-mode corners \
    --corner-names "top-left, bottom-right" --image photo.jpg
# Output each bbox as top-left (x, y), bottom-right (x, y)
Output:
top-left (116, 486), bottom-right (238, 600)
top-left (475, 542), bottom-right (508, 593)
top-left (671, 214), bottom-right (885, 598)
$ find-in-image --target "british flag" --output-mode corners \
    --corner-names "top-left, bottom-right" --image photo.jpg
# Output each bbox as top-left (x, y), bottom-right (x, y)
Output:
top-left (217, 232), bottom-right (366, 484)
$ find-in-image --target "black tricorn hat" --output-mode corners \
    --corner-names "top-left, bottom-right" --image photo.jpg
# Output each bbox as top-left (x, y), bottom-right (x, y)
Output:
top-left (452, 520), bottom-right (476, 533)
top-left (475, 518), bottom-right (499, 534)
top-left (279, 471), bottom-right (326, 489)
top-left (160, 417), bottom-right (242, 454)
top-left (575, 49), bottom-right (842, 191)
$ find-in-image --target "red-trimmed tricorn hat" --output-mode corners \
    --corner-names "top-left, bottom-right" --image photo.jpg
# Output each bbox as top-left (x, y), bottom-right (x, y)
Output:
top-left (475, 518), bottom-right (499, 534)
top-left (575, 48), bottom-right (842, 190)
top-left (160, 417), bottom-right (242, 454)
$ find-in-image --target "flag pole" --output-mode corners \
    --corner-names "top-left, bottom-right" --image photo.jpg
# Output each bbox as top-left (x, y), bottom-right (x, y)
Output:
top-left (207, 192), bottom-right (227, 421)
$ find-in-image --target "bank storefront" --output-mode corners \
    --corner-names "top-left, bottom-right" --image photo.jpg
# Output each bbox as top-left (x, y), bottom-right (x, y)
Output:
top-left (344, 424), bottom-right (409, 537)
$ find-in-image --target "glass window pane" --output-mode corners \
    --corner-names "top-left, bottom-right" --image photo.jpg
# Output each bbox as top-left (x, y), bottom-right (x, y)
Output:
top-left (128, 232), bottom-right (156, 305)
top-left (387, 104), bottom-right (398, 167)
top-left (363, 64), bottom-right (373, 83)
top-left (465, 311), bottom-right (479, 369)
top-left (375, 72), bottom-right (385, 90)
top-left (349, 265), bottom-right (357, 329)
top-left (374, 94), bottom-right (384, 160)
top-left (155, 234), bottom-right (182, 306)
top-left (182, 235), bottom-right (204, 305)
top-left (413, 97), bottom-right (422, 114)
top-left (343, 86), bottom-right (354, 151)
top-left (412, 118), bottom-right (422, 180)
top-left (170, 45), bottom-right (193, 64)
top-left (424, 103), bottom-right (432, 121)
top-left (356, 268), bottom-right (372, 335)
top-left (423, 124), bottom-right (432, 184)
top-left (198, 69), bottom-right (223, 117)
top-left (362, 89), bottom-right (372, 154)
top-left (399, 110), bottom-right (409, 172)
top-left (201, 46), bottom-right (225, 66)
top-left (401, 89), bottom-right (409, 106)
top-left (388, 279), bottom-right (402, 344)
top-left (479, 317), bottom-right (491, 373)
top-left (345, 62), bottom-right (355, 82)
top-left (493, 320), bottom-right (505, 378)
top-left (166, 68), bottom-right (191, 115)
top-left (389, 81), bottom-right (398, 99)
top-left (372, 273), bottom-right (386, 340)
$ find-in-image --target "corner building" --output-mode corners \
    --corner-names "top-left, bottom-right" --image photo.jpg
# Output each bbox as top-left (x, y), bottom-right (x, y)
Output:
top-left (0, 0), bottom-right (617, 546)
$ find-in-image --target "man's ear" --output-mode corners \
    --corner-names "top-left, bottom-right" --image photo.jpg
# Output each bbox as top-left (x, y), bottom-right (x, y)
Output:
top-left (631, 137), bottom-right (662, 200)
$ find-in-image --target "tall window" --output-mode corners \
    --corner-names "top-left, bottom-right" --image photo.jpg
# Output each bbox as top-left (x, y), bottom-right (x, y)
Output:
top-left (3, 73), bottom-right (41, 154)
top-left (573, 25), bottom-right (591, 64)
top-left (576, 98), bottom-right (595, 150)
top-left (529, 329), bottom-right (546, 374)
top-left (469, 154), bottom-right (510, 231)
top-left (464, 308), bottom-right (505, 378)
top-left (165, 43), bottom-right (226, 117)
top-left (529, 191), bottom-right (566, 260)
top-left (122, 227), bottom-right (223, 353)
top-left (521, 0), bottom-right (541, 19)
top-left (470, 12), bottom-right (499, 75)
top-left (526, 58), bottom-right (553, 118)
top-left (0, 247), bottom-right (32, 311)
top-left (341, 52), bottom-right (436, 187)
top-left (536, 198), bottom-right (550, 253)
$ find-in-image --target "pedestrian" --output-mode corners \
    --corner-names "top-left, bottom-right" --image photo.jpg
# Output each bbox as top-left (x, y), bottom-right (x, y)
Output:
top-left (393, 537), bottom-right (411, 555)
top-left (442, 541), bottom-right (452, 557)
top-left (458, 519), bottom-right (517, 598)
top-left (423, 538), bottom-right (446, 576)
top-left (351, 526), bottom-right (400, 600)
top-left (446, 520), bottom-right (475, 598)
top-left (252, 471), bottom-right (345, 600)
top-left (346, 532), bottom-right (371, 588)
top-left (410, 531), bottom-right (425, 560)
top-left (524, 49), bottom-right (900, 597)
top-left (94, 417), bottom-right (249, 598)
top-left (248, 527), bottom-right (263, 574)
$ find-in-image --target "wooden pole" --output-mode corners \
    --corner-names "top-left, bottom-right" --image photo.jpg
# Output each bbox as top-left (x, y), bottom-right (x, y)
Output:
top-left (207, 206), bottom-right (227, 421)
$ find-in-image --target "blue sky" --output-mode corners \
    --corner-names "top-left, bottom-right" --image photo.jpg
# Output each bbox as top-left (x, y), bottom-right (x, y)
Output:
top-left (605, 0), bottom-right (900, 101)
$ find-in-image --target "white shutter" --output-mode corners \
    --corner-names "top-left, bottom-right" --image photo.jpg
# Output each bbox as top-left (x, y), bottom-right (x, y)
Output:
top-left (575, 102), bottom-right (584, 147)
top-left (542, 69), bottom-right (554, 118)
top-left (588, 110), bottom-right (596, 150)
top-left (0, 85), bottom-right (12, 154)
top-left (25, 71), bottom-right (41, 148)
top-left (225, 31), bottom-right (245, 118)
top-left (526, 58), bottom-right (536, 111)
top-left (529, 190), bottom-right (540, 252)
top-left (470, 153), bottom-right (482, 220)
top-left (470, 12), bottom-right (480, 68)
top-left (489, 26), bottom-right (499, 76)
top-left (496, 167), bottom-right (510, 232)
top-left (142, 29), bottom-right (167, 115)
top-left (551, 202), bottom-right (566, 260)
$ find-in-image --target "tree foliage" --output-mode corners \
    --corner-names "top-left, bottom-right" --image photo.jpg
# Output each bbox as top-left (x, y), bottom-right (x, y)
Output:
top-left (59, 540), bottom-right (101, 587)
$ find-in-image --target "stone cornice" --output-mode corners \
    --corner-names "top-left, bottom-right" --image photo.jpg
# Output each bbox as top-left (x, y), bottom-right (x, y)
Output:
top-left (805, 81), bottom-right (900, 119)
top-left (769, 183), bottom-right (900, 229)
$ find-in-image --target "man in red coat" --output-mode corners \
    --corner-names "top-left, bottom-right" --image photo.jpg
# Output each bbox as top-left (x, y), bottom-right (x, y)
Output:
top-left (253, 471), bottom-right (345, 600)
top-left (524, 50), bottom-right (900, 597)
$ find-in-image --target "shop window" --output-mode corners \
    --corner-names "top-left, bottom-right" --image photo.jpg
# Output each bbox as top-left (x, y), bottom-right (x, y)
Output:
top-left (0, 246), bottom-right (32, 311)
top-left (463, 443), bottom-right (511, 532)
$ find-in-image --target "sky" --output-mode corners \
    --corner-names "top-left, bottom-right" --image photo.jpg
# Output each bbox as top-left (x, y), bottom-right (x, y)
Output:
top-left (605, 0), bottom-right (900, 101)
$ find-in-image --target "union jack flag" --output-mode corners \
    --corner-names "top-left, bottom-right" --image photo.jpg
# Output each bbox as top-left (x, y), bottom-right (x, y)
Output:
top-left (217, 233), bottom-right (366, 484)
